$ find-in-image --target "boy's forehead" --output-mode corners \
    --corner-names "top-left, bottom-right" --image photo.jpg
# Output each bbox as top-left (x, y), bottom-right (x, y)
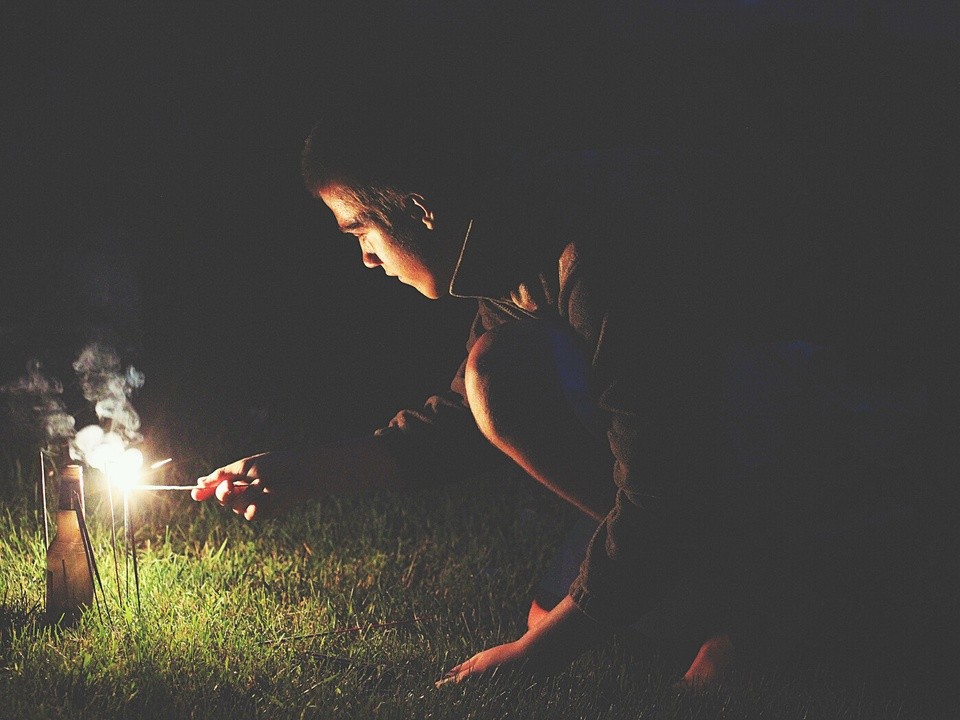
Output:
top-left (318, 186), bottom-right (366, 230)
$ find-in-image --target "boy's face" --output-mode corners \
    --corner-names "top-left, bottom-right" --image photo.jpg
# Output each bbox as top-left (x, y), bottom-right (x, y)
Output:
top-left (318, 184), bottom-right (452, 300)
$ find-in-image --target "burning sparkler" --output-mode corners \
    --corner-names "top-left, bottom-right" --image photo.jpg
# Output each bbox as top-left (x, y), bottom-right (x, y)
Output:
top-left (16, 343), bottom-right (192, 621)
top-left (131, 458), bottom-right (195, 490)
top-left (64, 424), bottom-right (194, 614)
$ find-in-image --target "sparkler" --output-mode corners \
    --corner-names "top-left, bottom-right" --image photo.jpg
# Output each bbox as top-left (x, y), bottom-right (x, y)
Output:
top-left (111, 451), bottom-right (143, 606)
top-left (125, 488), bottom-right (140, 612)
top-left (71, 428), bottom-right (187, 614)
top-left (72, 489), bottom-right (110, 623)
top-left (102, 447), bottom-right (145, 612)
top-left (132, 485), bottom-right (196, 491)
top-left (48, 419), bottom-right (195, 620)
top-left (131, 461), bottom-right (197, 490)
top-left (96, 453), bottom-right (191, 612)
top-left (76, 425), bottom-right (125, 603)
top-left (39, 451), bottom-right (49, 549)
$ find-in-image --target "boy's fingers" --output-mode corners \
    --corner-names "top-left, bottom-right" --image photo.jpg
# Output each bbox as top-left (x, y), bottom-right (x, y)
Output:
top-left (435, 673), bottom-right (456, 688)
top-left (192, 470), bottom-right (233, 502)
top-left (222, 481), bottom-right (266, 520)
top-left (435, 662), bottom-right (470, 687)
top-left (191, 484), bottom-right (217, 501)
top-left (191, 468), bottom-right (268, 519)
top-left (215, 476), bottom-right (235, 504)
top-left (241, 487), bottom-right (272, 521)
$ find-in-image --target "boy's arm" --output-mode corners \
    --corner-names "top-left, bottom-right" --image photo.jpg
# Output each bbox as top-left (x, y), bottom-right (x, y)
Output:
top-left (191, 436), bottom-right (403, 520)
top-left (437, 595), bottom-right (610, 685)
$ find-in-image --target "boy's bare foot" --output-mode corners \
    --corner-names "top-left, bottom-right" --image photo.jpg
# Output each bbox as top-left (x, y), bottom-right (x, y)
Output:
top-left (675, 634), bottom-right (735, 689)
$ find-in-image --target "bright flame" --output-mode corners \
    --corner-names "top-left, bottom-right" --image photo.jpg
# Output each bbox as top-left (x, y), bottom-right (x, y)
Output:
top-left (107, 448), bottom-right (144, 490)
top-left (73, 424), bottom-right (147, 489)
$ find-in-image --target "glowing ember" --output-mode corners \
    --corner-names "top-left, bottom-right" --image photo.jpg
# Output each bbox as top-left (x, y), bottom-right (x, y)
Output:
top-left (71, 424), bottom-right (145, 488)
top-left (110, 448), bottom-right (144, 490)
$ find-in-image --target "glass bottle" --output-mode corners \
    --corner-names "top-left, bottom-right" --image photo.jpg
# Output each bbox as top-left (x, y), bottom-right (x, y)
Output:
top-left (45, 464), bottom-right (93, 624)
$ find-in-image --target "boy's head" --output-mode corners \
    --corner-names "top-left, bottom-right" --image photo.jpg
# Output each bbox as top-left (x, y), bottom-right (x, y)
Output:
top-left (300, 103), bottom-right (473, 226)
top-left (301, 106), bottom-right (471, 299)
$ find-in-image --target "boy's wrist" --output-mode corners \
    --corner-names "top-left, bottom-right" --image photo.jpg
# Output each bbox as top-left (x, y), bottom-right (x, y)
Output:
top-left (520, 595), bottom-right (604, 664)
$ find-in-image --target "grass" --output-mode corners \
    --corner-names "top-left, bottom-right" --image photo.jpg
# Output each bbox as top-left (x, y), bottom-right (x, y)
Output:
top-left (0, 436), bottom-right (957, 719)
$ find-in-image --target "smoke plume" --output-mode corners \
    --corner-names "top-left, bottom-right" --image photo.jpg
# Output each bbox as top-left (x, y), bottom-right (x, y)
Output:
top-left (71, 343), bottom-right (144, 444)
top-left (1, 343), bottom-right (144, 465)
top-left (0, 360), bottom-right (76, 445)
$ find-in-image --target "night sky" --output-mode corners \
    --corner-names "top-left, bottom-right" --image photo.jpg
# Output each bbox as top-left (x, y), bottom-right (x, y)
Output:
top-left (2, 3), bottom-right (958, 452)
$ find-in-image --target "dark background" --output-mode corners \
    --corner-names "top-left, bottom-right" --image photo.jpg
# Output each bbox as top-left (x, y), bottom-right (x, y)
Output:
top-left (2, 2), bottom-right (958, 452)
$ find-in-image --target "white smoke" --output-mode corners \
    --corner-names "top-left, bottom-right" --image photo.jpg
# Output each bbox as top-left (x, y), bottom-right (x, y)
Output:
top-left (0, 343), bottom-right (144, 465)
top-left (0, 359), bottom-right (76, 443)
top-left (69, 343), bottom-right (144, 466)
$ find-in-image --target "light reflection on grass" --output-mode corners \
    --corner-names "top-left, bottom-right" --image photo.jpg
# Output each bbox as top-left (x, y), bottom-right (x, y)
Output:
top-left (0, 447), bottom-right (955, 719)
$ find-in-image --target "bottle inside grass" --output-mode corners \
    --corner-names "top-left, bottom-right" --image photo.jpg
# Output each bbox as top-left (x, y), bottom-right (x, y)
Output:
top-left (45, 464), bottom-right (93, 625)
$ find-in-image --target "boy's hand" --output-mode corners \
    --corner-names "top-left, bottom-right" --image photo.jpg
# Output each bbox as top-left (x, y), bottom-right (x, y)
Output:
top-left (436, 639), bottom-right (530, 686)
top-left (191, 439), bottom-right (403, 521)
top-left (192, 453), bottom-right (295, 520)
top-left (436, 595), bottom-right (604, 687)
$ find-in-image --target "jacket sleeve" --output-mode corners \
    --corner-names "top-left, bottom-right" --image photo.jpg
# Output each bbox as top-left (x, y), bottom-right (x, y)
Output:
top-left (374, 304), bottom-right (510, 485)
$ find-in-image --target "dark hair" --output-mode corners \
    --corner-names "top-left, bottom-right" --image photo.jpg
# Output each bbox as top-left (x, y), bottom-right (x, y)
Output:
top-left (300, 105), bottom-right (468, 230)
top-left (300, 96), bottom-right (519, 232)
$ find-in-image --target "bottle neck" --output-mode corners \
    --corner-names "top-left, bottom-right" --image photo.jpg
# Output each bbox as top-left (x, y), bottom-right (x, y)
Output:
top-left (54, 509), bottom-right (82, 538)
top-left (58, 478), bottom-right (84, 513)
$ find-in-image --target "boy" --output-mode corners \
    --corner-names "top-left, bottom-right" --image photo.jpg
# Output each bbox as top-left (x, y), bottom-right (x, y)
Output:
top-left (193, 107), bottom-right (934, 686)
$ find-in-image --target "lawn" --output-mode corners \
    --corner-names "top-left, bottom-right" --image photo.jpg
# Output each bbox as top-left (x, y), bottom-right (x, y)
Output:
top-left (0, 432), bottom-right (957, 719)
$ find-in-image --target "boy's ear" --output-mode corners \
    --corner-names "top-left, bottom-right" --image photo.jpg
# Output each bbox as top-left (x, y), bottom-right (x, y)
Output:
top-left (406, 194), bottom-right (436, 230)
